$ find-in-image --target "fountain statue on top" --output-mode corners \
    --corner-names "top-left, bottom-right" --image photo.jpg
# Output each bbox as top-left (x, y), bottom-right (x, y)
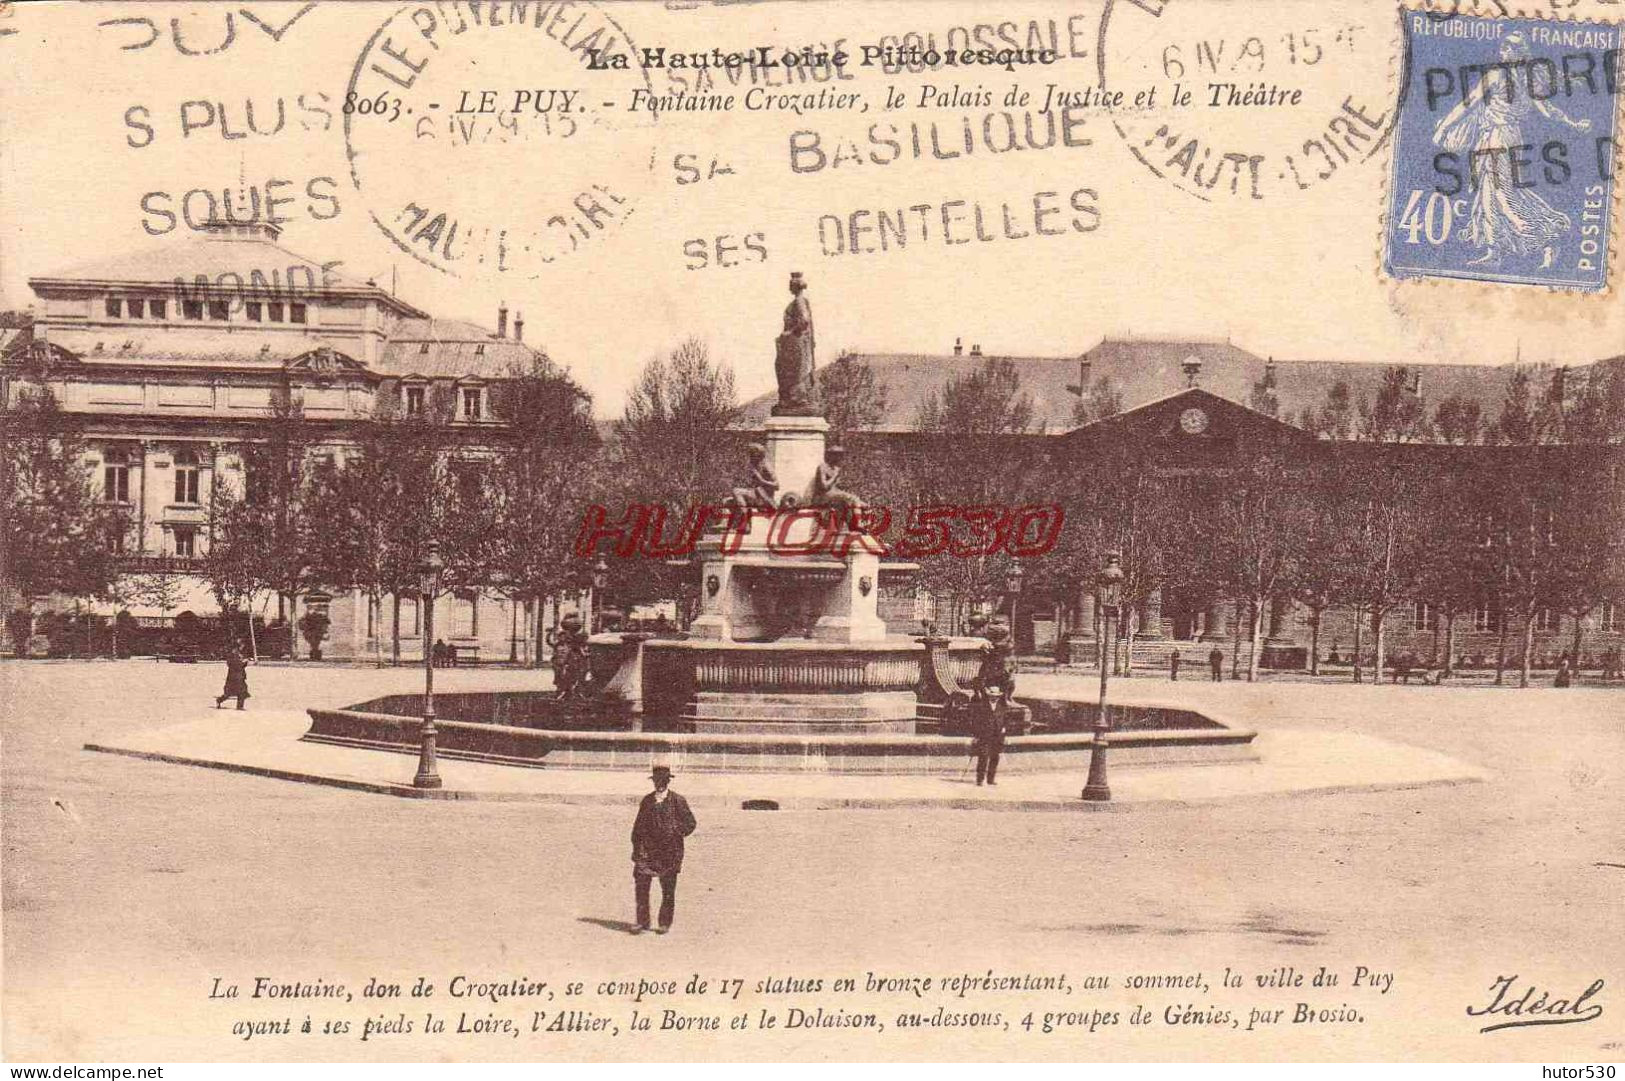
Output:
top-left (773, 271), bottom-right (819, 417)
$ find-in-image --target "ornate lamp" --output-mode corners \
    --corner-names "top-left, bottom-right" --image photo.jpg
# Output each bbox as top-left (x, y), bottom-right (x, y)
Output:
top-left (1082, 552), bottom-right (1123, 802)
top-left (589, 555), bottom-right (610, 634)
top-left (1005, 561), bottom-right (1026, 655)
top-left (414, 539), bottom-right (445, 789)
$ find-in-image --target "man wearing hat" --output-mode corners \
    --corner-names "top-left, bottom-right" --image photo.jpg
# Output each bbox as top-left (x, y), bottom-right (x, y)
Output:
top-left (630, 765), bottom-right (697, 935)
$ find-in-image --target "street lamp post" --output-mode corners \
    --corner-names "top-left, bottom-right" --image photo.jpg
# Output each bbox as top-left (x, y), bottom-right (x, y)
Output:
top-left (1082, 552), bottom-right (1123, 802)
top-left (1005, 562), bottom-right (1025, 657)
top-left (590, 555), bottom-right (610, 635)
top-left (414, 539), bottom-right (445, 790)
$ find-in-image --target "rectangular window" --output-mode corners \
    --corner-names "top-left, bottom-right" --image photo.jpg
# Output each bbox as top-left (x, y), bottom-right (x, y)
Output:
top-left (404, 386), bottom-right (425, 417)
top-left (1472, 607), bottom-right (1500, 633)
top-left (174, 464), bottom-right (200, 504)
top-left (475, 343), bottom-right (486, 355)
top-left (127, 298), bottom-right (145, 319)
top-left (1601, 603), bottom-right (1620, 633)
top-left (1411, 601), bottom-right (1436, 632)
top-left (268, 302), bottom-right (285, 322)
top-left (150, 298), bottom-right (167, 319)
top-left (173, 527), bottom-right (197, 558)
top-left (104, 464), bottom-right (130, 503)
top-left (245, 302), bottom-right (262, 322)
top-left (105, 298), bottom-right (122, 318)
top-left (419, 342), bottom-right (431, 354)
top-left (182, 300), bottom-right (203, 320)
top-left (289, 303), bottom-right (307, 324)
top-left (208, 300), bottom-right (229, 321)
top-left (453, 594), bottom-right (477, 638)
top-left (462, 388), bottom-right (482, 420)
top-left (1534, 609), bottom-right (1559, 633)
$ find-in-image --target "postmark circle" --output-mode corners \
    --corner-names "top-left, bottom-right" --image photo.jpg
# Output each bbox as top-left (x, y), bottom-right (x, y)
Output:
top-left (1096, 0), bottom-right (1401, 202)
top-left (344, 2), bottom-right (660, 280)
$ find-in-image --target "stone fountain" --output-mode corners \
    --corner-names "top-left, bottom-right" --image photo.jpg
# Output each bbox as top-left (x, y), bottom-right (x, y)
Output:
top-left (614, 270), bottom-right (969, 734)
top-left (304, 273), bottom-right (1258, 772)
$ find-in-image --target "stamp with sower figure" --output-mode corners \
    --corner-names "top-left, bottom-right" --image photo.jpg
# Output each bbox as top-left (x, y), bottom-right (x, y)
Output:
top-left (1385, 9), bottom-right (1620, 291)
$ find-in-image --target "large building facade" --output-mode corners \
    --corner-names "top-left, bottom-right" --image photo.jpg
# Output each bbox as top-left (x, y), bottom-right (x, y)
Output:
top-left (5, 226), bottom-right (1622, 670)
top-left (1, 221), bottom-right (563, 661)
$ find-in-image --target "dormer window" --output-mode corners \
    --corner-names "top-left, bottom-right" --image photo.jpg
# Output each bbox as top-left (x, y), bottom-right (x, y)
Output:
top-left (404, 385), bottom-right (425, 417)
top-left (475, 343), bottom-right (486, 355)
top-left (419, 342), bottom-right (431, 354)
top-left (462, 387), bottom-right (483, 421)
top-left (105, 298), bottom-right (122, 318)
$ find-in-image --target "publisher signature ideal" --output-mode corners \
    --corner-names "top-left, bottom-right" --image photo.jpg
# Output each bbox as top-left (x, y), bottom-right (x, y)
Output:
top-left (1468, 975), bottom-right (1605, 1034)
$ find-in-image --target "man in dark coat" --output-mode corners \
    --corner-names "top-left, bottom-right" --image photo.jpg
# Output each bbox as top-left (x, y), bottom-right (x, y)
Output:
top-left (1208, 646), bottom-right (1224, 682)
top-left (630, 765), bottom-right (697, 935)
top-left (216, 643), bottom-right (249, 710)
top-left (970, 685), bottom-right (1010, 786)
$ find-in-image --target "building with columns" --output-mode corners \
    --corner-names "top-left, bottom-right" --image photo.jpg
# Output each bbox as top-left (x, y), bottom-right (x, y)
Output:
top-left (1, 221), bottom-right (564, 661)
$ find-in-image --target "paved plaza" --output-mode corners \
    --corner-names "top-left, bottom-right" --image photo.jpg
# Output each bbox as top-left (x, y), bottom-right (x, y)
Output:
top-left (2, 660), bottom-right (1622, 1061)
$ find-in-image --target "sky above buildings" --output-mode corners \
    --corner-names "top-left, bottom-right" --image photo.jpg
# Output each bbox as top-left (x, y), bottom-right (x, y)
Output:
top-left (2, 0), bottom-right (1620, 418)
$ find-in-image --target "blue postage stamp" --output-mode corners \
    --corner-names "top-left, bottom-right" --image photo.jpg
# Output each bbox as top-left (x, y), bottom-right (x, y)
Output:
top-left (1386, 10), bottom-right (1620, 291)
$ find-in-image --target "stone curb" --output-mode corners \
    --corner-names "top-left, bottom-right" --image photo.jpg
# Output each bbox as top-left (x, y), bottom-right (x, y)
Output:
top-left (82, 741), bottom-right (1485, 812)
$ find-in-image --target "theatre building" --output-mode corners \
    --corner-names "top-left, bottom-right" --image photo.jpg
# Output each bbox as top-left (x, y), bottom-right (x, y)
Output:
top-left (1, 221), bottom-right (563, 662)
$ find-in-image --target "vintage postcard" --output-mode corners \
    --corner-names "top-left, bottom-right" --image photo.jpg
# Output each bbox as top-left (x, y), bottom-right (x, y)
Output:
top-left (1, 0), bottom-right (1622, 1067)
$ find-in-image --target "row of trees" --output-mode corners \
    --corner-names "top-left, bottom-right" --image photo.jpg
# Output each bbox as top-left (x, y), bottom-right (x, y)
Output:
top-left (5, 341), bottom-right (1623, 683)
top-left (1280, 361), bottom-right (1625, 447)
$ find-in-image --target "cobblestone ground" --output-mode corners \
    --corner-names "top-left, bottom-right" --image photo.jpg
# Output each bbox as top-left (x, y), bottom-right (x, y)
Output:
top-left (2, 660), bottom-right (1621, 1062)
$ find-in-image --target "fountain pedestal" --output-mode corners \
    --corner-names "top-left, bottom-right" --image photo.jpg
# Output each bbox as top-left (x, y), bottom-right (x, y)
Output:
top-left (641, 411), bottom-right (946, 733)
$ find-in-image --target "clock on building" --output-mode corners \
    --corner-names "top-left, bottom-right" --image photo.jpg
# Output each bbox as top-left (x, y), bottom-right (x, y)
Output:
top-left (1179, 407), bottom-right (1209, 434)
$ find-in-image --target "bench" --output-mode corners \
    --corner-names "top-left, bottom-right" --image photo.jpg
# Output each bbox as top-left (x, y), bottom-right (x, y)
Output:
top-left (449, 643), bottom-right (481, 666)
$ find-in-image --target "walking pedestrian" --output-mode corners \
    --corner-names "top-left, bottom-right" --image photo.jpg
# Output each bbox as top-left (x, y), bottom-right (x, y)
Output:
top-left (630, 765), bottom-right (696, 935)
top-left (1555, 653), bottom-right (1573, 688)
top-left (215, 642), bottom-right (250, 710)
top-left (1208, 646), bottom-right (1224, 682)
top-left (970, 685), bottom-right (1009, 787)
top-left (1169, 650), bottom-right (1181, 680)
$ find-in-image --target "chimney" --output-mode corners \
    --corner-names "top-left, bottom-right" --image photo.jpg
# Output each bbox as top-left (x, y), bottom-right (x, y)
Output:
top-left (1080, 359), bottom-right (1092, 386)
top-left (1263, 357), bottom-right (1277, 390)
top-left (514, 311), bottom-right (524, 342)
top-left (497, 302), bottom-right (508, 339)
top-left (953, 337), bottom-right (963, 356)
top-left (970, 343), bottom-right (982, 357)
top-left (1182, 356), bottom-right (1202, 387)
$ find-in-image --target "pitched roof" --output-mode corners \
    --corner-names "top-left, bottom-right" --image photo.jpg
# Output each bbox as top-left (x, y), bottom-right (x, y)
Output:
top-left (30, 225), bottom-right (427, 318)
top-left (739, 337), bottom-right (1600, 433)
top-left (380, 318), bottom-right (542, 379)
top-left (24, 326), bottom-right (317, 370)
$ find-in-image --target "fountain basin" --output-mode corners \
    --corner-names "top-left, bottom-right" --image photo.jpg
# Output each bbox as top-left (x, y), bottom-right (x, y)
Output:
top-left (303, 696), bottom-right (1258, 775)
